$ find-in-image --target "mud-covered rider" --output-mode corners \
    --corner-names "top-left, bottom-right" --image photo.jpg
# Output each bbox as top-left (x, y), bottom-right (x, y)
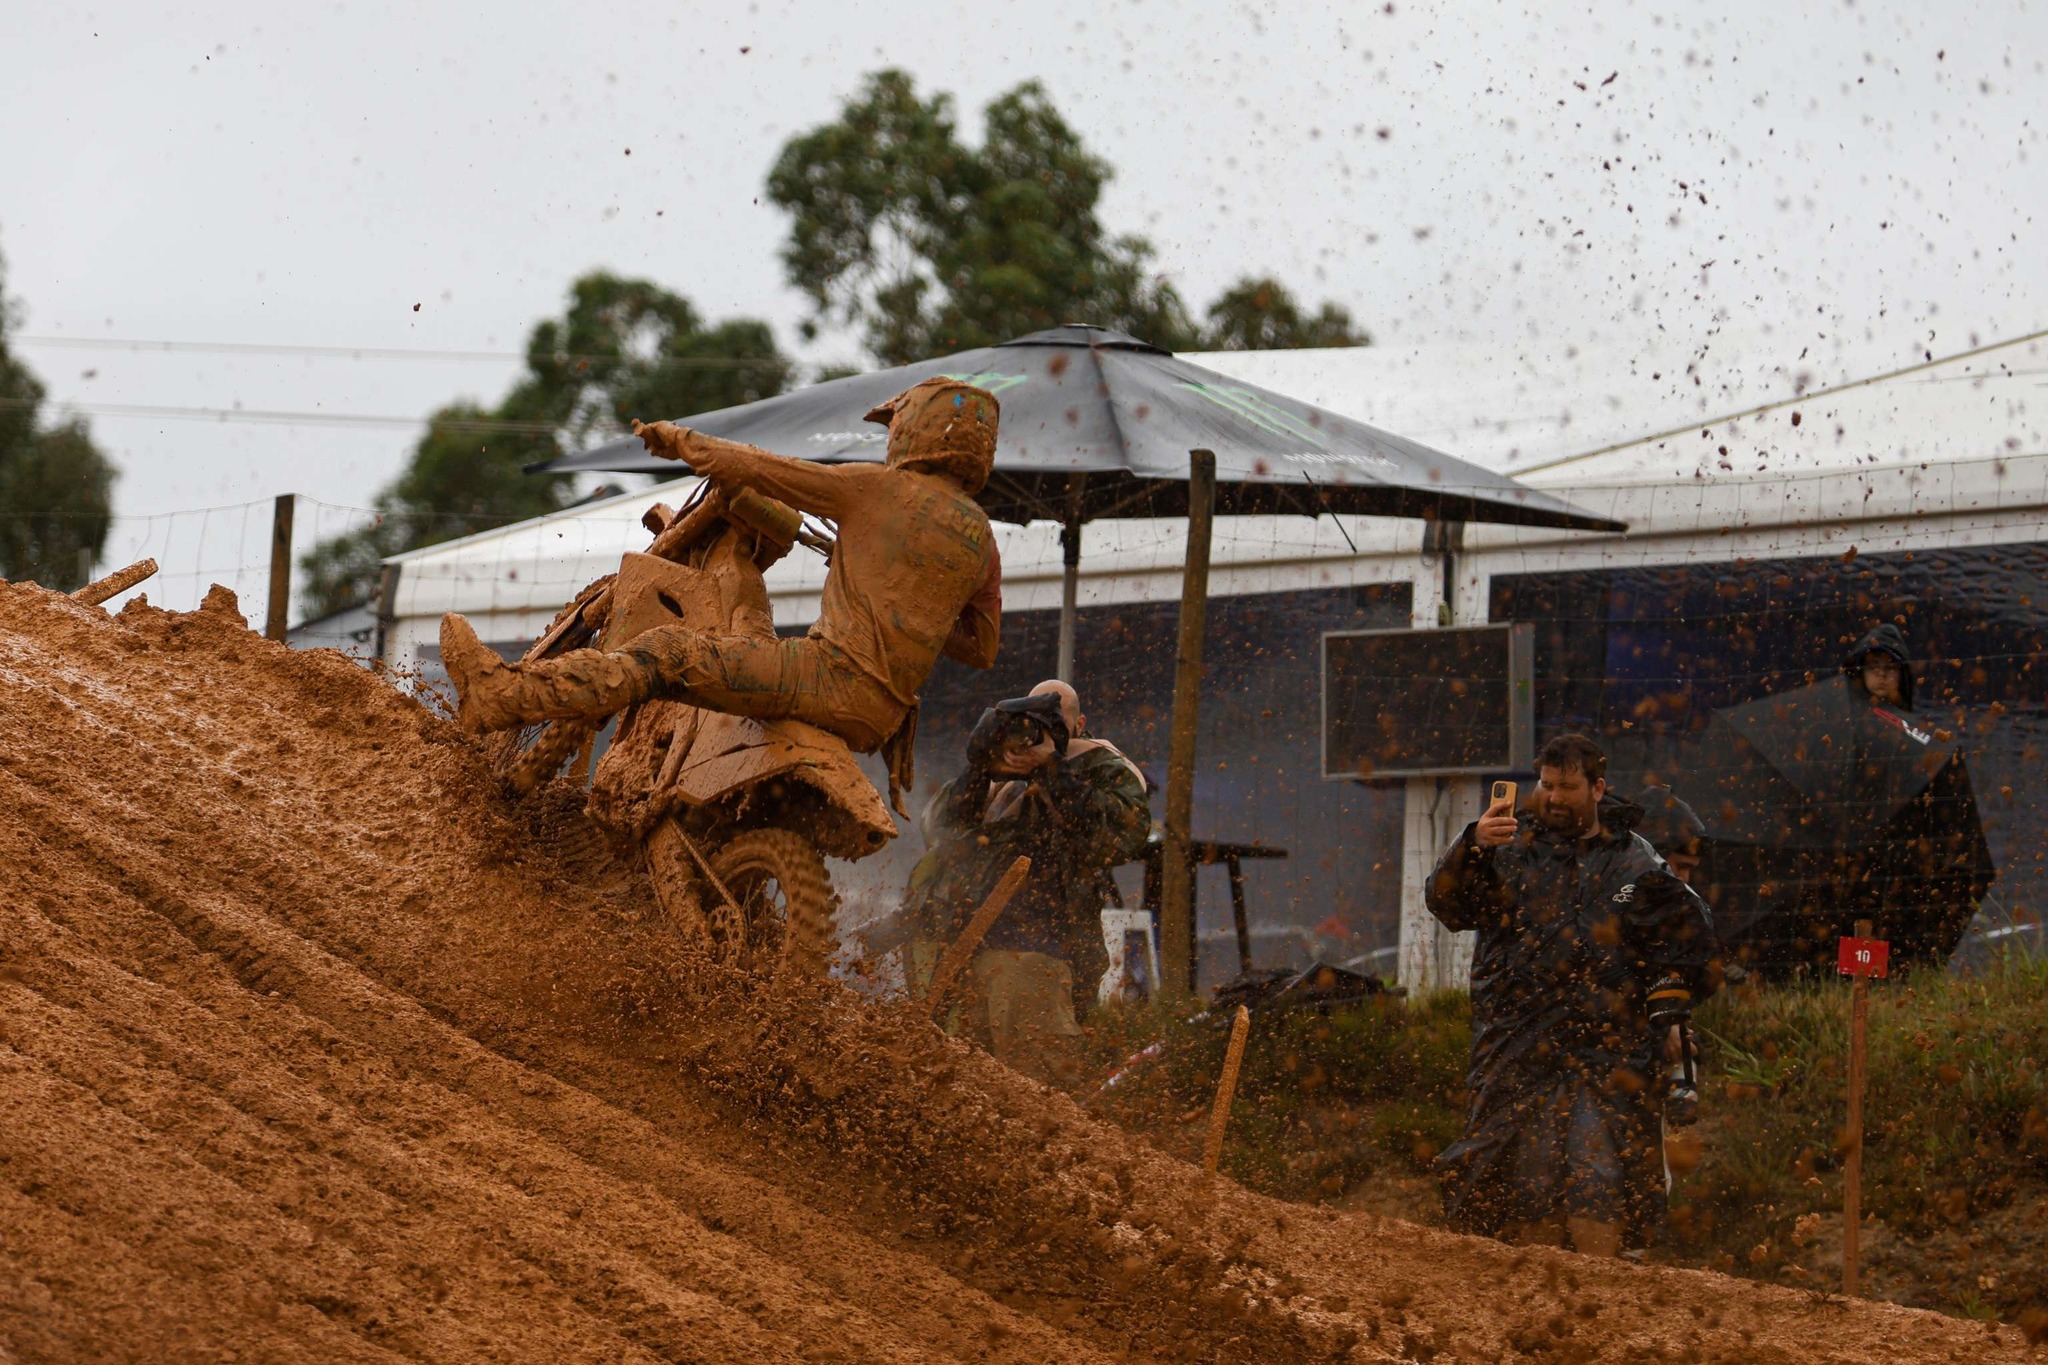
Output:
top-left (439, 377), bottom-right (1003, 762)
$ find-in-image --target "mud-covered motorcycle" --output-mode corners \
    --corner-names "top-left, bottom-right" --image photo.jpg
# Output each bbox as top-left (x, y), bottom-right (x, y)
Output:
top-left (489, 480), bottom-right (896, 976)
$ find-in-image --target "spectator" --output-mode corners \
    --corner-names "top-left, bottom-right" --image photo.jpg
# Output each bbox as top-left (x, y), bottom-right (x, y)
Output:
top-left (902, 680), bottom-right (1150, 1080)
top-left (1845, 622), bottom-right (1913, 710)
top-left (1425, 734), bottom-right (1719, 1255)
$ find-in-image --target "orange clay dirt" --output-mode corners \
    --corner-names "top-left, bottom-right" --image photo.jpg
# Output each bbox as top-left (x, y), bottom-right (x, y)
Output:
top-left (0, 578), bottom-right (2031, 1364)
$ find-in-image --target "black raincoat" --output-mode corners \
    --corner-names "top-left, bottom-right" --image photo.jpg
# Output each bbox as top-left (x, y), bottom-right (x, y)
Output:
top-left (1425, 794), bottom-right (1719, 1245)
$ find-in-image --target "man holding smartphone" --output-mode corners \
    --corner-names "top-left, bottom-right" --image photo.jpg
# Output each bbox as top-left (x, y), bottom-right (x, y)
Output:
top-left (1425, 734), bottom-right (1719, 1256)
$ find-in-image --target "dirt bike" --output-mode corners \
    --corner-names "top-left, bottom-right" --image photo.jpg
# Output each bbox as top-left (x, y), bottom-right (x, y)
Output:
top-left (487, 480), bottom-right (897, 977)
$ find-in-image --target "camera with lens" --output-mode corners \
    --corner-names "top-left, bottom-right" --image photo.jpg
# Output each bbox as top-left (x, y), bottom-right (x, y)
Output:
top-left (968, 693), bottom-right (1071, 769)
top-left (1646, 973), bottom-right (1700, 1127)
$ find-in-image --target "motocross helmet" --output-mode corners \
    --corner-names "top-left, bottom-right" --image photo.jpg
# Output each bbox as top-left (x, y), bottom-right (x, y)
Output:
top-left (863, 377), bottom-right (999, 495)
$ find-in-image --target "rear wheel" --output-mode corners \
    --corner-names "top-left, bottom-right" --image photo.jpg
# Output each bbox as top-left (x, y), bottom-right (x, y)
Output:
top-left (647, 823), bottom-right (838, 977)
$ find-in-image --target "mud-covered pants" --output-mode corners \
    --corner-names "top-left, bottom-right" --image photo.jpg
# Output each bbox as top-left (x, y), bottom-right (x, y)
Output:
top-left (623, 625), bottom-right (905, 754)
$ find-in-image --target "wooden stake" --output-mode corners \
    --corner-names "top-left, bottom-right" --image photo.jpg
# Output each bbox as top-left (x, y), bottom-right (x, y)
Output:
top-left (1160, 449), bottom-right (1217, 999)
top-left (265, 493), bottom-right (296, 642)
top-left (72, 558), bottom-right (159, 607)
top-left (372, 563), bottom-right (402, 664)
top-left (1844, 916), bottom-right (1871, 1297)
top-left (1203, 1004), bottom-right (1252, 1177)
top-left (925, 856), bottom-right (1031, 1016)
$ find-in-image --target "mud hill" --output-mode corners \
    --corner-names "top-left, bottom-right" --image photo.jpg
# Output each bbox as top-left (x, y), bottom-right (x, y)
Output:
top-left (0, 579), bottom-right (2030, 1363)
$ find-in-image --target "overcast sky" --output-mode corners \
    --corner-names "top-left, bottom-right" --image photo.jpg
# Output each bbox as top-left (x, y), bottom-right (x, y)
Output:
top-left (3, 0), bottom-right (2042, 614)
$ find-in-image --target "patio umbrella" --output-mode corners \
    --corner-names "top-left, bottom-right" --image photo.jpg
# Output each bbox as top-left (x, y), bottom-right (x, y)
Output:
top-left (536, 322), bottom-right (1625, 997)
top-left (1679, 677), bottom-right (1995, 973)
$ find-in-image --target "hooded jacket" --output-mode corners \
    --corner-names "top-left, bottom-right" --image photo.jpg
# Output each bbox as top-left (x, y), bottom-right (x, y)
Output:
top-left (1635, 785), bottom-right (1706, 857)
top-left (1842, 621), bottom-right (1915, 710)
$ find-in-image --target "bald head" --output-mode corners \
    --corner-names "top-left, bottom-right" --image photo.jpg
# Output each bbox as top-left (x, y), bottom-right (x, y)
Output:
top-left (1029, 679), bottom-right (1083, 735)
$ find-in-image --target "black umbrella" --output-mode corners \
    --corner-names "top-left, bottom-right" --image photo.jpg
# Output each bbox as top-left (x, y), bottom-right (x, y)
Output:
top-left (537, 323), bottom-right (1623, 675)
top-left (1681, 677), bottom-right (1995, 972)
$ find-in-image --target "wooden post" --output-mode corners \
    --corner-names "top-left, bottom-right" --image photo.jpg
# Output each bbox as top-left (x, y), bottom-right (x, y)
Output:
top-left (1203, 1005), bottom-right (1252, 1177)
top-left (1228, 853), bottom-right (1253, 976)
top-left (925, 856), bottom-right (1032, 1015)
top-left (1056, 473), bottom-right (1086, 683)
top-left (265, 493), bottom-right (296, 642)
top-left (1843, 916), bottom-right (1872, 1297)
top-left (372, 563), bottom-right (402, 664)
top-left (1160, 449), bottom-right (1216, 1000)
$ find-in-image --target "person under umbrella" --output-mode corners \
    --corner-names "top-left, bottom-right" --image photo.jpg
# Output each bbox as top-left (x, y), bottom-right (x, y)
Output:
top-left (1846, 621), bottom-right (1914, 711)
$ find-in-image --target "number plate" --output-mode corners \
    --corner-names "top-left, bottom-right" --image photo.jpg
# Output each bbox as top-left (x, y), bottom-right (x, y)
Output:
top-left (1837, 937), bottom-right (1891, 978)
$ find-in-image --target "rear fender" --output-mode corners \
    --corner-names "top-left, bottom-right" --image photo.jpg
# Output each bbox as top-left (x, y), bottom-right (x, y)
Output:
top-left (673, 713), bottom-right (896, 861)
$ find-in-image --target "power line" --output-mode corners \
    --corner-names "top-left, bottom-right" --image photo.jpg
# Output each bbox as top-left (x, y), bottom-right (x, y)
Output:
top-left (0, 396), bottom-right (567, 435)
top-left (13, 333), bottom-right (793, 370)
top-left (1516, 325), bottom-right (2048, 477)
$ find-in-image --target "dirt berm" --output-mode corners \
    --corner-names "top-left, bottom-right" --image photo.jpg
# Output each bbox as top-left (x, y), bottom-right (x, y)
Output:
top-left (0, 580), bottom-right (2029, 1363)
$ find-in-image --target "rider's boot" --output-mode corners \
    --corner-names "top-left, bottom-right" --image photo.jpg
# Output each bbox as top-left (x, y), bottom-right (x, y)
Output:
top-left (440, 613), bottom-right (656, 733)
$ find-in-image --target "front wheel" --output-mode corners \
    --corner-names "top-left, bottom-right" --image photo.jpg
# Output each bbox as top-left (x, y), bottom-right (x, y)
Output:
top-left (647, 823), bottom-right (838, 977)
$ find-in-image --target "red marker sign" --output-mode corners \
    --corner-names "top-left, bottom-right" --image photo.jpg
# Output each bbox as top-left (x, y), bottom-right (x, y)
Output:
top-left (1838, 936), bottom-right (1890, 979)
top-left (1839, 921), bottom-right (1885, 1296)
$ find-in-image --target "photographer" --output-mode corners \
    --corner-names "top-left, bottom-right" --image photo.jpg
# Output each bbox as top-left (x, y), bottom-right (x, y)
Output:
top-left (902, 680), bottom-right (1150, 1080)
top-left (1425, 734), bottom-right (1719, 1256)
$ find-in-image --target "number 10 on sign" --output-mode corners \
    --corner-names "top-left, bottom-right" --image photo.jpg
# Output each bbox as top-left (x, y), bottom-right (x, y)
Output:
top-left (1838, 936), bottom-right (1890, 978)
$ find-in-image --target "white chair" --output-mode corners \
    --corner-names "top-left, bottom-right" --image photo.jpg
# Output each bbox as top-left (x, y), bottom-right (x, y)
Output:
top-left (1097, 907), bottom-right (1161, 1005)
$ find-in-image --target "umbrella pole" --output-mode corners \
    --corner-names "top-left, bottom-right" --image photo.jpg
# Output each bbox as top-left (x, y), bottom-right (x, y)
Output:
top-left (1160, 450), bottom-right (1217, 1000)
top-left (1056, 474), bottom-right (1086, 682)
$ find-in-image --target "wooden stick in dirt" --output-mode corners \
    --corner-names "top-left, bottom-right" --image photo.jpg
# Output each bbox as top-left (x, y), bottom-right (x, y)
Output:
top-left (924, 856), bottom-right (1031, 1016)
top-left (1203, 1005), bottom-right (1253, 1178)
top-left (1843, 916), bottom-right (1872, 1297)
top-left (72, 558), bottom-right (158, 607)
top-left (264, 493), bottom-right (296, 642)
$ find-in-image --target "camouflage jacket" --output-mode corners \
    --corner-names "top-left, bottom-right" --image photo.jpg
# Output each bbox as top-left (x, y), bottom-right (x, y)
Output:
top-left (904, 740), bottom-right (1151, 962)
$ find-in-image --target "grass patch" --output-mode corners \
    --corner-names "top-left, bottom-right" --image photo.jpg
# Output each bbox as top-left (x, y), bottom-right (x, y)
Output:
top-left (1670, 953), bottom-right (2048, 1263)
top-left (1073, 953), bottom-right (2048, 1318)
top-left (1077, 990), bottom-right (1469, 1198)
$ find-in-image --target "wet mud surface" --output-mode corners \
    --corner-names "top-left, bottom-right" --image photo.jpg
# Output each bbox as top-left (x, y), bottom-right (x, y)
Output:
top-left (0, 579), bottom-right (2030, 1362)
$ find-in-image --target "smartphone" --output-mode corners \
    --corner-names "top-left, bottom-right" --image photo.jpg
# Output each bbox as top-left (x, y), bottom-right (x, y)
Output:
top-left (1490, 780), bottom-right (1518, 812)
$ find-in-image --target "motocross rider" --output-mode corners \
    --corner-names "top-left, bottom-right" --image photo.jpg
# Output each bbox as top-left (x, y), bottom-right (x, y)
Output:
top-left (438, 377), bottom-right (1003, 757)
